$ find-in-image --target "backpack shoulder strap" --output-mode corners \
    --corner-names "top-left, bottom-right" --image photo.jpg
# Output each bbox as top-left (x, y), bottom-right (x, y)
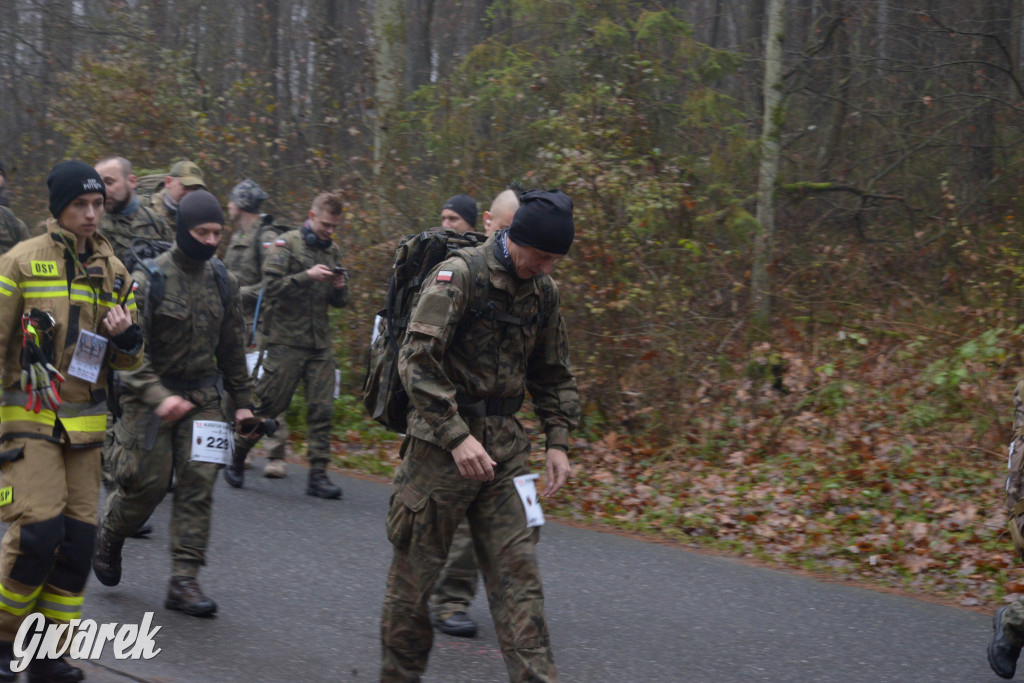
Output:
top-left (210, 258), bottom-right (231, 308)
top-left (455, 247), bottom-right (490, 317)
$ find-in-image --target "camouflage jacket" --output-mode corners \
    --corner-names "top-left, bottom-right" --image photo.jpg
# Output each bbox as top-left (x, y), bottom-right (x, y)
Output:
top-left (223, 218), bottom-right (287, 328)
top-left (398, 235), bottom-right (579, 460)
top-left (0, 206), bottom-right (30, 257)
top-left (146, 187), bottom-right (176, 226)
top-left (261, 228), bottom-right (348, 349)
top-left (98, 202), bottom-right (172, 264)
top-left (121, 246), bottom-right (252, 409)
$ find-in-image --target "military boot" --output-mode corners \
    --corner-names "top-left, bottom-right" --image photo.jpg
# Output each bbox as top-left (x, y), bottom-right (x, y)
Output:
top-left (92, 528), bottom-right (125, 586)
top-left (306, 468), bottom-right (341, 499)
top-left (165, 576), bottom-right (217, 617)
top-left (0, 641), bottom-right (15, 682)
top-left (990, 606), bottom-right (1023, 679)
top-left (222, 444), bottom-right (248, 488)
top-left (26, 656), bottom-right (84, 683)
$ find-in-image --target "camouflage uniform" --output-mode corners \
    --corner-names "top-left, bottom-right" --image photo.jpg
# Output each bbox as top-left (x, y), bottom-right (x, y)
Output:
top-left (234, 227), bottom-right (348, 468)
top-left (147, 187), bottom-right (177, 226)
top-left (222, 217), bottom-right (281, 336)
top-left (99, 246), bottom-right (252, 578)
top-left (429, 519), bottom-right (478, 620)
top-left (0, 206), bottom-right (29, 257)
top-left (380, 234), bottom-right (579, 682)
top-left (98, 201), bottom-right (172, 264)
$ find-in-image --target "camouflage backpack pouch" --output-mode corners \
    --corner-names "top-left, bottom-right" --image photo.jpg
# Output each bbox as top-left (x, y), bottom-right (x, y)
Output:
top-left (1006, 380), bottom-right (1024, 560)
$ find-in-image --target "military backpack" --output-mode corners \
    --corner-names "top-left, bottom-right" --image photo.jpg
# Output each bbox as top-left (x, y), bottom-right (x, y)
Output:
top-left (362, 229), bottom-right (491, 433)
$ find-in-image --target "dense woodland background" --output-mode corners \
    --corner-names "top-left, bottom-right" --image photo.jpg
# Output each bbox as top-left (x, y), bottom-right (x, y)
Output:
top-left (5, 0), bottom-right (1024, 601)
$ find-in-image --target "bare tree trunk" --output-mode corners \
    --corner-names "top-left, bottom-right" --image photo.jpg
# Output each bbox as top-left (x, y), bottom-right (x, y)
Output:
top-left (373, 0), bottom-right (404, 170)
top-left (405, 0), bottom-right (433, 91)
top-left (750, 0), bottom-right (786, 334)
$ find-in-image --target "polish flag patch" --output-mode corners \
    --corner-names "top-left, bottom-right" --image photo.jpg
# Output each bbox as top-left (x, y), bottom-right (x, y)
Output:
top-left (436, 270), bottom-right (453, 282)
top-left (275, 239), bottom-right (287, 247)
top-left (262, 241), bottom-right (274, 248)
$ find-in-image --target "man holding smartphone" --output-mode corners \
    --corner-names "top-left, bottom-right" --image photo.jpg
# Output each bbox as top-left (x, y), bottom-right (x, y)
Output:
top-left (223, 192), bottom-right (349, 498)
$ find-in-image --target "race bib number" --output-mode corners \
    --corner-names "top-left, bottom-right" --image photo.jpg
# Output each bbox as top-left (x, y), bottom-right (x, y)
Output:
top-left (514, 474), bottom-right (545, 528)
top-left (0, 487), bottom-right (12, 507)
top-left (191, 421), bottom-right (233, 464)
top-left (67, 330), bottom-right (108, 383)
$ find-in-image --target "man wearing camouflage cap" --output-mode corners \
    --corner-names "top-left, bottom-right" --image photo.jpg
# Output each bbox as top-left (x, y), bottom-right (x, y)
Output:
top-left (148, 159), bottom-right (206, 226)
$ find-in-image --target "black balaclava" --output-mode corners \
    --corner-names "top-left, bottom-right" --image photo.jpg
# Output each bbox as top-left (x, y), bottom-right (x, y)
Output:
top-left (506, 189), bottom-right (575, 255)
top-left (176, 190), bottom-right (224, 261)
top-left (47, 160), bottom-right (107, 218)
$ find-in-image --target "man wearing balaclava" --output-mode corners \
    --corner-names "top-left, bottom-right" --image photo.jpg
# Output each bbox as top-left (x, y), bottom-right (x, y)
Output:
top-left (379, 189), bottom-right (580, 682)
top-left (0, 161), bottom-right (30, 257)
top-left (0, 160), bottom-right (142, 681)
top-left (223, 192), bottom-right (348, 497)
top-left (94, 189), bottom-right (255, 619)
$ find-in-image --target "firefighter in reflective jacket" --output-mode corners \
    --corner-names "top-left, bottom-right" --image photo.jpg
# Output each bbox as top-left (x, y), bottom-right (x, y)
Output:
top-left (0, 161), bottom-right (142, 681)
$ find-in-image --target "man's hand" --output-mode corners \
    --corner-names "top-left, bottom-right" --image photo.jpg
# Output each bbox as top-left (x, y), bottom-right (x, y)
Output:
top-left (451, 435), bottom-right (497, 481)
top-left (234, 408), bottom-right (255, 425)
top-left (331, 272), bottom-right (348, 289)
top-left (542, 448), bottom-right (570, 496)
top-left (306, 264), bottom-right (334, 282)
top-left (102, 304), bottom-right (132, 337)
top-left (156, 395), bottom-right (195, 422)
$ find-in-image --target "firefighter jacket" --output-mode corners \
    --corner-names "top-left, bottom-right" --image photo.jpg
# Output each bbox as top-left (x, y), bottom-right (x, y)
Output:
top-left (0, 219), bottom-right (142, 447)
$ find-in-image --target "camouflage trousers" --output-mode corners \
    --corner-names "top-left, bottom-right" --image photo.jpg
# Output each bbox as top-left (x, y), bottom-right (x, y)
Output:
top-left (100, 386), bottom-right (224, 577)
top-left (429, 518), bottom-right (479, 617)
top-left (380, 437), bottom-right (556, 682)
top-left (0, 436), bottom-right (99, 642)
top-left (236, 343), bottom-right (334, 467)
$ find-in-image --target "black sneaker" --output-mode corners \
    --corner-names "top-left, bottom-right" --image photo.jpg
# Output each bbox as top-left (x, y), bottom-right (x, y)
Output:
top-left (990, 606), bottom-right (1023, 679)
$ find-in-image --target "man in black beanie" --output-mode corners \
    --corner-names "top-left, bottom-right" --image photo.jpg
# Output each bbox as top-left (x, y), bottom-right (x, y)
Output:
top-left (380, 188), bottom-right (579, 681)
top-left (95, 189), bottom-right (255, 618)
top-left (440, 194), bottom-right (478, 234)
top-left (0, 159), bottom-right (142, 681)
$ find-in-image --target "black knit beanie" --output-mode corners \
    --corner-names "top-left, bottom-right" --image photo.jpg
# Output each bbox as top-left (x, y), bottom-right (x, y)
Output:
top-left (443, 194), bottom-right (477, 228)
top-left (506, 189), bottom-right (575, 256)
top-left (176, 190), bottom-right (224, 261)
top-left (47, 161), bottom-right (107, 218)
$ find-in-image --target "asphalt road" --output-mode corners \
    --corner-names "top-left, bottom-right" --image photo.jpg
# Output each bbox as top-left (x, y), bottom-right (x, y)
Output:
top-left (14, 457), bottom-right (1002, 682)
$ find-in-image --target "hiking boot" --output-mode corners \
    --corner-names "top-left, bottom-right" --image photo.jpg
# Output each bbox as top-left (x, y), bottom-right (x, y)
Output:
top-left (991, 606), bottom-right (1023, 679)
top-left (164, 576), bottom-right (217, 617)
top-left (263, 459), bottom-right (287, 478)
top-left (0, 641), bottom-right (14, 682)
top-left (306, 469), bottom-right (341, 499)
top-left (26, 656), bottom-right (84, 683)
top-left (431, 610), bottom-right (478, 638)
top-left (131, 517), bottom-right (153, 538)
top-left (92, 529), bottom-right (124, 586)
